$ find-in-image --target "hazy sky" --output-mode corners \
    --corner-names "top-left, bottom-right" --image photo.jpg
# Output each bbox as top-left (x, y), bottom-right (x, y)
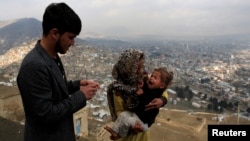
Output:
top-left (1, 0), bottom-right (250, 38)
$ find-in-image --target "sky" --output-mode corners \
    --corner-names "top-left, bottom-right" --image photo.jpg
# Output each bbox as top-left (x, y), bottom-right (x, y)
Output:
top-left (1, 0), bottom-right (250, 39)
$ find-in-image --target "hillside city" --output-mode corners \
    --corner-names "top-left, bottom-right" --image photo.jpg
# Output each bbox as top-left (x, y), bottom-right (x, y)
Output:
top-left (0, 38), bottom-right (250, 140)
top-left (1, 38), bottom-right (250, 108)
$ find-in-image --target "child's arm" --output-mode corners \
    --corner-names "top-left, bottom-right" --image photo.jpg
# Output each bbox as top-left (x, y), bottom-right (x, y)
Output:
top-left (160, 90), bottom-right (168, 106)
top-left (145, 90), bottom-right (168, 111)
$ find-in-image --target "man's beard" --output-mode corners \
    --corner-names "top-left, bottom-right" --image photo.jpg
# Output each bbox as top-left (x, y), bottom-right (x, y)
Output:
top-left (55, 37), bottom-right (65, 54)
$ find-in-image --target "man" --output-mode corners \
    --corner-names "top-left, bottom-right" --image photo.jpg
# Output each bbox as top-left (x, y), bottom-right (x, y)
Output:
top-left (17, 2), bottom-right (100, 141)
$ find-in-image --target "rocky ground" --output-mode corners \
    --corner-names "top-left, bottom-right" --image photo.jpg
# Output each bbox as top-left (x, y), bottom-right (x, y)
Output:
top-left (1, 84), bottom-right (249, 141)
top-left (95, 108), bottom-right (250, 141)
top-left (1, 107), bottom-right (249, 141)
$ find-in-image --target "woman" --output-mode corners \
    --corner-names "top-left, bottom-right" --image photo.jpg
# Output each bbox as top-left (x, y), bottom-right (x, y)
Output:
top-left (107, 48), bottom-right (168, 141)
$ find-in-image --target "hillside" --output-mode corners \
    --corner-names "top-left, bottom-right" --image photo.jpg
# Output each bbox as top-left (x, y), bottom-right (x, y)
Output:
top-left (0, 18), bottom-right (42, 55)
top-left (0, 84), bottom-right (249, 141)
top-left (98, 108), bottom-right (250, 141)
top-left (0, 20), bottom-right (17, 28)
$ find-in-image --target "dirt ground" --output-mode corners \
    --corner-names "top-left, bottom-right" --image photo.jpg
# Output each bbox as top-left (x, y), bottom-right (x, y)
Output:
top-left (1, 108), bottom-right (249, 141)
top-left (1, 84), bottom-right (249, 141)
top-left (97, 108), bottom-right (250, 141)
top-left (149, 109), bottom-right (209, 141)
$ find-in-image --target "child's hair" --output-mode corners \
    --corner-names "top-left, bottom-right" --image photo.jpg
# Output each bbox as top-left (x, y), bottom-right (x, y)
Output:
top-left (154, 67), bottom-right (173, 89)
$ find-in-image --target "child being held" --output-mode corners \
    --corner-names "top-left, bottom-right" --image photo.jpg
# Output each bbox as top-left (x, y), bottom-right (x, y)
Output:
top-left (105, 67), bottom-right (173, 140)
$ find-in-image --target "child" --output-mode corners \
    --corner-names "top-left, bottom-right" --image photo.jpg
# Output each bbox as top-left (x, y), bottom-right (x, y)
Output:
top-left (105, 67), bottom-right (173, 140)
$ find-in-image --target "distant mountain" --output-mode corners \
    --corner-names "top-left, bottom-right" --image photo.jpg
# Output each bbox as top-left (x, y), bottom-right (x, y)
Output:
top-left (0, 18), bottom-right (145, 56)
top-left (0, 18), bottom-right (42, 55)
top-left (82, 37), bottom-right (133, 48)
top-left (0, 19), bottom-right (17, 28)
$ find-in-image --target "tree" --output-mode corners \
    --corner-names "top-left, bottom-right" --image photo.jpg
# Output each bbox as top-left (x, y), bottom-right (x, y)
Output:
top-left (207, 104), bottom-right (213, 110)
top-left (234, 101), bottom-right (239, 107)
top-left (186, 90), bottom-right (194, 101)
top-left (247, 107), bottom-right (250, 113)
top-left (219, 100), bottom-right (228, 109)
top-left (176, 87), bottom-right (185, 98)
top-left (228, 102), bottom-right (234, 110)
top-left (203, 94), bottom-right (207, 100)
top-left (184, 85), bottom-right (190, 91)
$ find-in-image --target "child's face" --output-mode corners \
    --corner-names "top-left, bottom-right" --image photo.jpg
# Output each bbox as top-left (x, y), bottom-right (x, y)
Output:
top-left (147, 71), bottom-right (164, 89)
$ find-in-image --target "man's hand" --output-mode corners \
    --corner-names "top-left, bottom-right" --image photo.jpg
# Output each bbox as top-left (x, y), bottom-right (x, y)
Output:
top-left (80, 80), bottom-right (100, 87)
top-left (145, 98), bottom-right (163, 111)
top-left (80, 80), bottom-right (100, 100)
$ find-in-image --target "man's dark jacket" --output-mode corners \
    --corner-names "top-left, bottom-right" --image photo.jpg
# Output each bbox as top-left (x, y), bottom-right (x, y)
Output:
top-left (17, 41), bottom-right (86, 141)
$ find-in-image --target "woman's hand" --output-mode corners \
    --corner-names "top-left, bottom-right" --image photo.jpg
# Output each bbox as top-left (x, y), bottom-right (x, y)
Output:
top-left (136, 88), bottom-right (143, 95)
top-left (145, 98), bottom-right (163, 111)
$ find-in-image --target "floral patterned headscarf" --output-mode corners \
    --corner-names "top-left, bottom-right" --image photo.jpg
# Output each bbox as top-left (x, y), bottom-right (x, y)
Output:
top-left (112, 48), bottom-right (145, 86)
top-left (107, 48), bottom-right (145, 121)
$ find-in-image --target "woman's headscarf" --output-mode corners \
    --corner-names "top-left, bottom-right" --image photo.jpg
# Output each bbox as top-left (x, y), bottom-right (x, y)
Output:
top-left (112, 48), bottom-right (145, 86)
top-left (107, 48), bottom-right (145, 121)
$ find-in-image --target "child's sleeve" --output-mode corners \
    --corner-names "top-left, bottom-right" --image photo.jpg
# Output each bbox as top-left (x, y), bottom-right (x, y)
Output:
top-left (160, 90), bottom-right (168, 107)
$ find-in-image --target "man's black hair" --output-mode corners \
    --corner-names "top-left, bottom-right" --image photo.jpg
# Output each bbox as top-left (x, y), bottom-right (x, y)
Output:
top-left (42, 2), bottom-right (82, 36)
